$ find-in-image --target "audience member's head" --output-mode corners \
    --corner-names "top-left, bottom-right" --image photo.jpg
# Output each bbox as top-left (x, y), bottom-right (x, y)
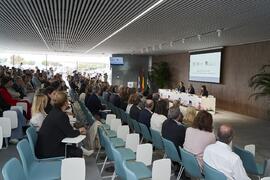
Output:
top-left (1, 76), bottom-right (13, 88)
top-left (53, 91), bottom-right (68, 110)
top-left (31, 93), bottom-right (48, 116)
top-left (217, 124), bottom-right (234, 144)
top-left (184, 106), bottom-right (197, 126)
top-left (44, 86), bottom-right (57, 100)
top-left (155, 99), bottom-right (168, 117)
top-left (168, 107), bottom-right (183, 122)
top-left (145, 99), bottom-right (154, 111)
top-left (192, 110), bottom-right (213, 132)
top-left (152, 93), bottom-right (160, 101)
top-left (172, 100), bottom-right (180, 108)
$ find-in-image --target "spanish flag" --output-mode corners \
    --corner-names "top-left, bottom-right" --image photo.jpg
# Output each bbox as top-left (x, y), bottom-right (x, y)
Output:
top-left (141, 76), bottom-right (145, 92)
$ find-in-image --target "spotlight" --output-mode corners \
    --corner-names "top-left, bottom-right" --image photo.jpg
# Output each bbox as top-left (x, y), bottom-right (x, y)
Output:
top-left (217, 29), bottom-right (222, 37)
top-left (197, 35), bottom-right (201, 41)
top-left (182, 38), bottom-right (185, 44)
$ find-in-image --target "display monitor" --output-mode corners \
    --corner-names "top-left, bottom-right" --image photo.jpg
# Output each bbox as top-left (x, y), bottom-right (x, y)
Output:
top-left (110, 57), bottom-right (124, 65)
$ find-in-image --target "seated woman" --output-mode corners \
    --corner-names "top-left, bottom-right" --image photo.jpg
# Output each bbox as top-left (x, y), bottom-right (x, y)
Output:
top-left (30, 93), bottom-right (48, 131)
top-left (150, 99), bottom-right (168, 132)
top-left (36, 91), bottom-right (86, 158)
top-left (183, 106), bottom-right (197, 127)
top-left (0, 76), bottom-right (32, 120)
top-left (183, 110), bottom-right (216, 168)
top-left (129, 94), bottom-right (142, 121)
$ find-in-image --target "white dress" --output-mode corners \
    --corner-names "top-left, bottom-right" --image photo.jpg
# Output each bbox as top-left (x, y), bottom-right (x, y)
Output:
top-left (30, 112), bottom-right (46, 131)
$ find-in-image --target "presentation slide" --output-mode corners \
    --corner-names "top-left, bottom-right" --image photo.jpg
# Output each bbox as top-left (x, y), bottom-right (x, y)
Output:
top-left (189, 51), bottom-right (221, 83)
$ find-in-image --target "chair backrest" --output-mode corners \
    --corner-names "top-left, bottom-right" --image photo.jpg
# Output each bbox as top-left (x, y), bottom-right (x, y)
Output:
top-left (131, 119), bottom-right (141, 134)
top-left (26, 126), bottom-right (38, 158)
top-left (3, 110), bottom-right (18, 129)
top-left (203, 162), bottom-right (227, 180)
top-left (97, 127), bottom-right (105, 148)
top-left (126, 115), bottom-right (134, 130)
top-left (180, 148), bottom-right (202, 178)
top-left (119, 109), bottom-right (128, 124)
top-left (152, 159), bottom-right (171, 180)
top-left (233, 146), bottom-right (261, 175)
top-left (61, 158), bottom-right (85, 180)
top-left (101, 130), bottom-right (114, 161)
top-left (111, 146), bottom-right (126, 179)
top-left (0, 117), bottom-right (12, 138)
top-left (16, 139), bottom-right (35, 177)
top-left (0, 126), bottom-right (3, 149)
top-left (261, 177), bottom-right (270, 180)
top-left (110, 118), bottom-right (122, 132)
top-left (162, 138), bottom-right (181, 163)
top-left (244, 144), bottom-right (255, 157)
top-left (2, 158), bottom-right (27, 180)
top-left (150, 128), bottom-right (164, 150)
top-left (125, 133), bottom-right (140, 152)
top-left (117, 125), bottom-right (130, 141)
top-left (106, 114), bottom-right (116, 126)
top-left (138, 123), bottom-right (152, 142)
top-left (10, 106), bottom-right (23, 114)
top-left (123, 161), bottom-right (138, 180)
top-left (16, 102), bottom-right (28, 113)
top-left (136, 143), bottom-right (153, 166)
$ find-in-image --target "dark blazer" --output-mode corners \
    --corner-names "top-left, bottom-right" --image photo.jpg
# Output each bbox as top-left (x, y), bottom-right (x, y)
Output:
top-left (162, 118), bottom-right (186, 153)
top-left (109, 93), bottom-right (121, 108)
top-left (36, 107), bottom-right (80, 158)
top-left (138, 108), bottom-right (153, 128)
top-left (201, 90), bottom-right (208, 97)
top-left (188, 87), bottom-right (195, 94)
top-left (178, 86), bottom-right (186, 93)
top-left (85, 93), bottom-right (102, 116)
top-left (129, 105), bottom-right (141, 121)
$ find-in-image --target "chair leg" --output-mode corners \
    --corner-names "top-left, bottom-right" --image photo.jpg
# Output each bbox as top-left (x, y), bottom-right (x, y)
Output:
top-left (163, 153), bottom-right (166, 158)
top-left (2, 138), bottom-right (8, 149)
top-left (140, 137), bottom-right (144, 144)
top-left (100, 156), bottom-right (108, 175)
top-left (96, 147), bottom-right (101, 160)
top-left (176, 166), bottom-right (184, 180)
top-left (111, 171), bottom-right (116, 180)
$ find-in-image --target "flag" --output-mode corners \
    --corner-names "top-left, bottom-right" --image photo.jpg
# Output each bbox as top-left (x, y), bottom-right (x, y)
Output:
top-left (137, 76), bottom-right (141, 90)
top-left (141, 75), bottom-right (145, 92)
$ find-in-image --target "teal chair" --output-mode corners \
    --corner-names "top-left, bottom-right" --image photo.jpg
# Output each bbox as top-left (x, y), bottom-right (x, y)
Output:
top-left (180, 148), bottom-right (203, 179)
top-left (16, 139), bottom-right (61, 180)
top-left (162, 138), bottom-right (183, 180)
top-left (203, 162), bottom-right (227, 180)
top-left (111, 145), bottom-right (151, 180)
top-left (123, 161), bottom-right (138, 180)
top-left (2, 158), bottom-right (27, 180)
top-left (120, 109), bottom-right (128, 124)
top-left (131, 119), bottom-right (141, 134)
top-left (26, 126), bottom-right (64, 161)
top-left (150, 128), bottom-right (164, 150)
top-left (233, 146), bottom-right (266, 177)
top-left (138, 123), bottom-right (152, 142)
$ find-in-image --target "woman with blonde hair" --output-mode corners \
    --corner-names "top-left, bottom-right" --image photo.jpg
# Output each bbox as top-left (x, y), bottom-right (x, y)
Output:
top-left (183, 106), bottom-right (197, 127)
top-left (30, 93), bottom-right (48, 131)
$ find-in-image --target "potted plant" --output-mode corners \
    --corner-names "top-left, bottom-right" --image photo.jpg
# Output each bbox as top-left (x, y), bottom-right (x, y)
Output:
top-left (150, 62), bottom-right (171, 90)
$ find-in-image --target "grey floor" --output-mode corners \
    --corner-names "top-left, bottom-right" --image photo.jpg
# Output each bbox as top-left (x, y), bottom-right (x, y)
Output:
top-left (1, 109), bottom-right (270, 180)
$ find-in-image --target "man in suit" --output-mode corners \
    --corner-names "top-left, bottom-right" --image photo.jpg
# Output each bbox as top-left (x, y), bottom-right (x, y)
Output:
top-left (138, 99), bottom-right (154, 128)
top-left (109, 86), bottom-right (121, 108)
top-left (85, 86), bottom-right (103, 119)
top-left (162, 107), bottom-right (186, 151)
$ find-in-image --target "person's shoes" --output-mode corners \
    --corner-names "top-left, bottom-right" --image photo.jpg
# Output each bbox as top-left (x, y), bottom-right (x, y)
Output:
top-left (9, 139), bottom-right (19, 144)
top-left (81, 147), bottom-right (94, 156)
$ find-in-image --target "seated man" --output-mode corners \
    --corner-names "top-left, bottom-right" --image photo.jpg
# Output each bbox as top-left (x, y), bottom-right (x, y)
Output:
top-left (203, 124), bottom-right (251, 180)
top-left (138, 99), bottom-right (154, 128)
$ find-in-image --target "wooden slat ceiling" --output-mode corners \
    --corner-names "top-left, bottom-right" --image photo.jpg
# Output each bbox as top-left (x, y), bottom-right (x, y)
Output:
top-left (1, 0), bottom-right (270, 55)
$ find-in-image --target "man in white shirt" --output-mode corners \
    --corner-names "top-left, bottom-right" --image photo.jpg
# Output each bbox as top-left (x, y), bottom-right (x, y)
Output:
top-left (203, 124), bottom-right (251, 180)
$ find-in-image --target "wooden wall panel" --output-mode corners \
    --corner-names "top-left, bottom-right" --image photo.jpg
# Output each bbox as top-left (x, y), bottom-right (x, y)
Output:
top-left (153, 41), bottom-right (270, 120)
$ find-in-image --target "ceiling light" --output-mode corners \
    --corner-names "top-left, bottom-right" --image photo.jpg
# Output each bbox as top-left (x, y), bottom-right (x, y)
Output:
top-left (84, 0), bottom-right (165, 53)
top-left (182, 39), bottom-right (185, 44)
top-left (159, 44), bottom-right (162, 49)
top-left (170, 41), bottom-right (173, 47)
top-left (197, 35), bottom-right (201, 41)
top-left (217, 29), bottom-right (222, 37)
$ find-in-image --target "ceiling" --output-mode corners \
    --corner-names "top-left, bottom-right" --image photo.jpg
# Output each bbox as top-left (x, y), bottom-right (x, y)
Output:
top-left (1, 0), bottom-right (270, 55)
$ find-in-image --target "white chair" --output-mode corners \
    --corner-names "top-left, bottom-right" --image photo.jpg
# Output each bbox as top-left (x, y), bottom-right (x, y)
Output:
top-left (152, 159), bottom-right (171, 180)
top-left (244, 144), bottom-right (255, 156)
top-left (0, 126), bottom-right (3, 149)
top-left (117, 125), bottom-right (129, 141)
top-left (106, 114), bottom-right (116, 126)
top-left (125, 133), bottom-right (140, 152)
top-left (110, 118), bottom-right (122, 132)
top-left (136, 143), bottom-right (153, 166)
top-left (79, 93), bottom-right (86, 102)
top-left (261, 177), bottom-right (270, 180)
top-left (61, 158), bottom-right (85, 180)
top-left (16, 102), bottom-right (28, 114)
top-left (10, 106), bottom-right (23, 114)
top-left (3, 110), bottom-right (18, 129)
top-left (0, 117), bottom-right (12, 148)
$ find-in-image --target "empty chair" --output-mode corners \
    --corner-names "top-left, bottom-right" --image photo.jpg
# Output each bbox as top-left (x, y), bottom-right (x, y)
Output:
top-left (3, 111), bottom-right (18, 129)
top-left (0, 126), bottom-right (3, 149)
top-left (152, 159), bottom-right (171, 180)
top-left (110, 118), bottom-right (122, 132)
top-left (136, 143), bottom-right (153, 166)
top-left (162, 138), bottom-right (183, 180)
top-left (106, 114), bottom-right (116, 125)
top-left (125, 133), bottom-right (140, 152)
top-left (180, 148), bottom-right (203, 179)
top-left (123, 161), bottom-right (138, 180)
top-left (233, 146), bottom-right (266, 177)
top-left (16, 139), bottom-right (62, 180)
top-left (203, 162), bottom-right (227, 180)
top-left (262, 177), bottom-right (270, 180)
top-left (16, 102), bottom-right (28, 114)
top-left (0, 117), bottom-right (12, 148)
top-left (61, 158), bottom-right (85, 180)
top-left (138, 123), bottom-right (152, 142)
top-left (2, 158), bottom-right (27, 180)
top-left (150, 128), bottom-right (164, 150)
top-left (244, 144), bottom-right (256, 156)
top-left (117, 125), bottom-right (130, 141)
